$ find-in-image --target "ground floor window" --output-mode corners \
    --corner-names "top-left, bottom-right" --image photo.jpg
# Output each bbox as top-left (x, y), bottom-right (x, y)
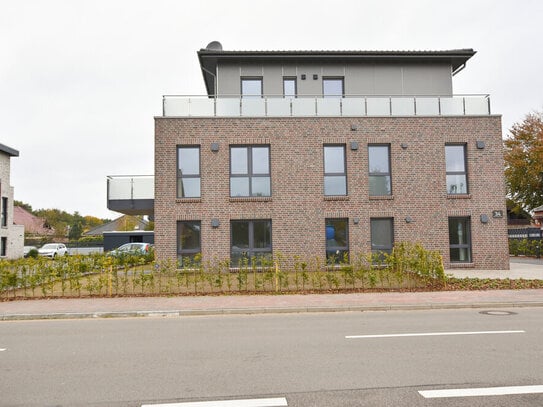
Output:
top-left (370, 218), bottom-right (394, 260)
top-left (449, 217), bottom-right (472, 263)
top-left (325, 218), bottom-right (349, 264)
top-left (231, 220), bottom-right (272, 266)
top-left (177, 221), bottom-right (201, 266)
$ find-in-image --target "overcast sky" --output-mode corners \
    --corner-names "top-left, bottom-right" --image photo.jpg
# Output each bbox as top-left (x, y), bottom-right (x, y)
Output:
top-left (1, 0), bottom-right (542, 219)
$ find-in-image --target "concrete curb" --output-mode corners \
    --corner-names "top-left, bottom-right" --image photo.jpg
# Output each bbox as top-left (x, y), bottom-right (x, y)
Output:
top-left (3, 301), bottom-right (543, 321)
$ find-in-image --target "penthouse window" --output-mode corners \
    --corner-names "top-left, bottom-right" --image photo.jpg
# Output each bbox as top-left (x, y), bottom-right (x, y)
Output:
top-left (177, 146), bottom-right (200, 198)
top-left (230, 146), bottom-right (271, 197)
top-left (368, 144), bottom-right (392, 196)
top-left (283, 77), bottom-right (297, 98)
top-left (324, 145), bottom-right (347, 196)
top-left (323, 77), bottom-right (344, 98)
top-left (241, 77), bottom-right (263, 98)
top-left (446, 144), bottom-right (468, 194)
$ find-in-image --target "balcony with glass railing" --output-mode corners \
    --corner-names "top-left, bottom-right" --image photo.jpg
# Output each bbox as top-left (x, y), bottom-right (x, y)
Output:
top-left (162, 94), bottom-right (491, 117)
top-left (107, 175), bottom-right (154, 216)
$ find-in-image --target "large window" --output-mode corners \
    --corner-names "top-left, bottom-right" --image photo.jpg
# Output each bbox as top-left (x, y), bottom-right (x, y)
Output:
top-left (241, 77), bottom-right (263, 98)
top-left (449, 217), bottom-right (472, 263)
top-left (177, 221), bottom-right (201, 265)
top-left (283, 77), bottom-right (297, 98)
top-left (230, 146), bottom-right (271, 197)
top-left (370, 218), bottom-right (394, 258)
top-left (323, 77), bottom-right (344, 98)
top-left (368, 144), bottom-right (392, 196)
top-left (231, 220), bottom-right (272, 266)
top-left (323, 145), bottom-right (347, 196)
top-left (445, 144), bottom-right (468, 194)
top-left (177, 146), bottom-right (200, 198)
top-left (325, 218), bottom-right (349, 264)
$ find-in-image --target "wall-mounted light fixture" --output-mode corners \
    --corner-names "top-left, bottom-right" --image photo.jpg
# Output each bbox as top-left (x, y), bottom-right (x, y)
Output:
top-left (401, 143), bottom-right (408, 150)
top-left (480, 214), bottom-right (489, 224)
top-left (211, 219), bottom-right (220, 228)
top-left (405, 216), bottom-right (413, 223)
top-left (211, 142), bottom-right (219, 152)
top-left (353, 217), bottom-right (360, 224)
top-left (476, 140), bottom-right (485, 149)
top-left (301, 74), bottom-right (306, 80)
top-left (313, 74), bottom-right (318, 80)
top-left (350, 141), bottom-right (359, 151)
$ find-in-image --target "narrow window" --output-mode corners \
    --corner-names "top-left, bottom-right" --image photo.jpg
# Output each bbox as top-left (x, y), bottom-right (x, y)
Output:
top-left (370, 218), bottom-right (394, 259)
top-left (241, 77), bottom-right (263, 98)
top-left (177, 221), bottom-right (201, 265)
top-left (368, 144), bottom-right (392, 196)
top-left (324, 145), bottom-right (347, 196)
top-left (445, 144), bottom-right (468, 194)
top-left (323, 77), bottom-right (344, 98)
top-left (325, 218), bottom-right (349, 264)
top-left (230, 146), bottom-right (271, 197)
top-left (1, 197), bottom-right (7, 227)
top-left (449, 217), bottom-right (472, 263)
top-left (231, 220), bottom-right (272, 266)
top-left (283, 77), bottom-right (297, 98)
top-left (177, 146), bottom-right (200, 198)
top-left (0, 237), bottom-right (6, 256)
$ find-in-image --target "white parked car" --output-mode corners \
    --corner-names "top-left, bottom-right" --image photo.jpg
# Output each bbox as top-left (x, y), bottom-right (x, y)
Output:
top-left (38, 243), bottom-right (69, 258)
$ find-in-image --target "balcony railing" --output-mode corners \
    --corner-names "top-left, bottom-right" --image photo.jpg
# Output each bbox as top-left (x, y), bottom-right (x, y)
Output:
top-left (162, 94), bottom-right (491, 117)
top-left (107, 175), bottom-right (154, 216)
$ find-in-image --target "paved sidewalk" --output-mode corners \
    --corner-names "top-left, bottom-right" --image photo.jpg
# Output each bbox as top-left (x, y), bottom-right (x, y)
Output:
top-left (1, 258), bottom-right (542, 321)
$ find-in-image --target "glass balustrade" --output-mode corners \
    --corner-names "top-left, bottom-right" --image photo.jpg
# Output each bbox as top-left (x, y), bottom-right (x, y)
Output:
top-left (162, 95), bottom-right (491, 117)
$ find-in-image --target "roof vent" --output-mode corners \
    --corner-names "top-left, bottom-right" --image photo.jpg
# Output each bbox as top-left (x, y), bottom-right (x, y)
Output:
top-left (206, 41), bottom-right (223, 51)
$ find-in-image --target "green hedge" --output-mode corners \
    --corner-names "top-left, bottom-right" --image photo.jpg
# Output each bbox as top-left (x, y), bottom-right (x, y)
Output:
top-left (1, 242), bottom-right (444, 299)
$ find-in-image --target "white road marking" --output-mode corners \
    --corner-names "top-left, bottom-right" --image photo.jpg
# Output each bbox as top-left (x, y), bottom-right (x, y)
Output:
top-left (0, 348), bottom-right (6, 351)
top-left (419, 385), bottom-right (543, 398)
top-left (141, 397), bottom-right (288, 407)
top-left (345, 330), bottom-right (525, 339)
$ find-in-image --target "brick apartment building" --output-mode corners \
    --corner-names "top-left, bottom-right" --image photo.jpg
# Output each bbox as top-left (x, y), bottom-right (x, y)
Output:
top-left (110, 42), bottom-right (509, 269)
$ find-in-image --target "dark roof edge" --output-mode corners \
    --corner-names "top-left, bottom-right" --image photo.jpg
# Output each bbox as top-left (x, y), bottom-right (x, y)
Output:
top-left (0, 143), bottom-right (19, 157)
top-left (197, 49), bottom-right (476, 57)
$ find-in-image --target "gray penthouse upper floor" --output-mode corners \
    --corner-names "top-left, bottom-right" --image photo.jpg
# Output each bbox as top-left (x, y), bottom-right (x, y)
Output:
top-left (162, 43), bottom-right (490, 119)
top-left (197, 41), bottom-right (474, 97)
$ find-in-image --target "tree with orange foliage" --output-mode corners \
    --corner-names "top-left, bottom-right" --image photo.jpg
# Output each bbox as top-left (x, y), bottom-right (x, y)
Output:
top-left (504, 111), bottom-right (543, 212)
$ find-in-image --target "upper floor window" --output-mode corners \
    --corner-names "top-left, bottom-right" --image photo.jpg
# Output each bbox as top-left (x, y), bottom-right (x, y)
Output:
top-left (230, 146), bottom-right (271, 197)
top-left (368, 144), bottom-right (392, 196)
top-left (177, 146), bottom-right (200, 198)
top-left (283, 77), bottom-right (297, 98)
top-left (325, 218), bottom-right (349, 264)
top-left (445, 144), bottom-right (468, 194)
top-left (323, 77), bottom-right (344, 98)
top-left (241, 77), bottom-right (263, 98)
top-left (1, 197), bottom-right (7, 227)
top-left (324, 145), bottom-right (347, 196)
top-left (231, 219), bottom-right (272, 267)
top-left (177, 221), bottom-right (201, 266)
top-left (449, 217), bottom-right (471, 263)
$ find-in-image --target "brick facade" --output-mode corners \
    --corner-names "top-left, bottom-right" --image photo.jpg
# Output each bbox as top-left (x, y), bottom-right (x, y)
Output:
top-left (155, 115), bottom-right (509, 270)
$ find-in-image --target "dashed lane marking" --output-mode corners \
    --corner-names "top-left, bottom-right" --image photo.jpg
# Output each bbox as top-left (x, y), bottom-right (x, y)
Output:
top-left (346, 330), bottom-right (525, 339)
top-left (419, 385), bottom-right (543, 398)
top-left (141, 397), bottom-right (288, 407)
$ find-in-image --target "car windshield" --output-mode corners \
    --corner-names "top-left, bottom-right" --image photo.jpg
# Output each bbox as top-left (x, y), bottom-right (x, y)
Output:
top-left (41, 244), bottom-right (57, 249)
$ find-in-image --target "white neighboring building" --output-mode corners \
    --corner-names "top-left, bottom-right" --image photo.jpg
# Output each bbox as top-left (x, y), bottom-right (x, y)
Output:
top-left (0, 143), bottom-right (24, 259)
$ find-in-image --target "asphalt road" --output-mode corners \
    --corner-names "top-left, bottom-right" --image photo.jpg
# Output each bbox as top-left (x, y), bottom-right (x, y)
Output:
top-left (1, 308), bottom-right (542, 406)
